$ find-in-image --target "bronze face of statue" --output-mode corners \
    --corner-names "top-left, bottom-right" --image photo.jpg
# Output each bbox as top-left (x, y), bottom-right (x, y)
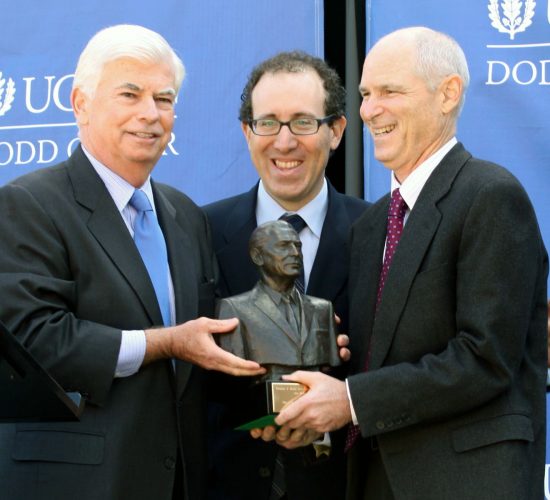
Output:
top-left (217, 220), bottom-right (340, 382)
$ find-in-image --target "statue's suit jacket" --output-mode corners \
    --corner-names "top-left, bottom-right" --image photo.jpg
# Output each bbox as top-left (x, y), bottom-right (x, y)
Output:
top-left (0, 146), bottom-right (216, 500)
top-left (347, 143), bottom-right (548, 500)
top-left (203, 181), bottom-right (369, 500)
top-left (216, 282), bottom-right (340, 371)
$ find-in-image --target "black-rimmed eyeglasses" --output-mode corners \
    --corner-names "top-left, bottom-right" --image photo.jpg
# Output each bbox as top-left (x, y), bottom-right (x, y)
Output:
top-left (247, 115), bottom-right (336, 136)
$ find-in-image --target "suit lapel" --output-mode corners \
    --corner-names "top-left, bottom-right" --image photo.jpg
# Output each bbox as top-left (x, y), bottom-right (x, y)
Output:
top-left (68, 147), bottom-right (163, 327)
top-left (308, 183), bottom-right (350, 301)
top-left (216, 185), bottom-right (259, 295)
top-left (68, 148), bottom-right (205, 396)
top-left (349, 201), bottom-right (387, 372)
top-left (369, 143), bottom-right (471, 369)
top-left (252, 285), bottom-right (301, 346)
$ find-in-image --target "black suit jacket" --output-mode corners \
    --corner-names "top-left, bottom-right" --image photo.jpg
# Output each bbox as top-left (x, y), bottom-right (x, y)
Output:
top-left (0, 146), bottom-right (216, 500)
top-left (204, 181), bottom-right (369, 500)
top-left (347, 143), bottom-right (548, 499)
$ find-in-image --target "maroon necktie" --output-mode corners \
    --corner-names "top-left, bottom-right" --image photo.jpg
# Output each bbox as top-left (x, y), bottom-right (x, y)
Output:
top-left (375, 188), bottom-right (408, 309)
top-left (345, 188), bottom-right (407, 451)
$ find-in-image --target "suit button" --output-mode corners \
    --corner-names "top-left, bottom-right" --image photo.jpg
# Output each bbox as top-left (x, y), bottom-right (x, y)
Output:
top-left (376, 421), bottom-right (385, 430)
top-left (164, 456), bottom-right (176, 470)
top-left (258, 466), bottom-right (271, 478)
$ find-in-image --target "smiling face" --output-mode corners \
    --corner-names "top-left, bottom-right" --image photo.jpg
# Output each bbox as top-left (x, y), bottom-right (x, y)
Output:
top-left (243, 70), bottom-right (346, 211)
top-left (72, 57), bottom-right (176, 187)
top-left (359, 34), bottom-right (459, 182)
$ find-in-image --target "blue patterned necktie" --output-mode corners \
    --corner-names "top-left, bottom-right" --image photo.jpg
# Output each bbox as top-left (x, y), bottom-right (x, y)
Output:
top-left (129, 189), bottom-right (171, 326)
top-left (278, 213), bottom-right (307, 293)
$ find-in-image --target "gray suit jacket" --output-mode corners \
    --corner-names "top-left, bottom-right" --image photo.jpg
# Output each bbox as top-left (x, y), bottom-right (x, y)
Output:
top-left (347, 143), bottom-right (548, 499)
top-left (0, 146), bottom-right (216, 500)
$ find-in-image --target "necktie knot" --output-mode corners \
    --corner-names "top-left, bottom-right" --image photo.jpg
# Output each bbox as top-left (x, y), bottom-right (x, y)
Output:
top-left (130, 189), bottom-right (153, 213)
top-left (279, 213), bottom-right (307, 234)
top-left (388, 188), bottom-right (407, 219)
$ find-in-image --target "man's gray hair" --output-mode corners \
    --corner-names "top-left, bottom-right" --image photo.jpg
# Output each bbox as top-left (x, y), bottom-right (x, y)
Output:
top-left (380, 27), bottom-right (470, 116)
top-left (72, 24), bottom-right (185, 98)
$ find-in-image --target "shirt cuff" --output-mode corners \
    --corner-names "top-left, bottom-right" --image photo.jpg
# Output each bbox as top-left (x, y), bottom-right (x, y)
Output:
top-left (346, 378), bottom-right (359, 425)
top-left (115, 330), bottom-right (146, 378)
top-left (313, 432), bottom-right (331, 447)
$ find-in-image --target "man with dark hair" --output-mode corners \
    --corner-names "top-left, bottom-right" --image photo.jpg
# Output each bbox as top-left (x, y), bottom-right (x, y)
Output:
top-left (239, 50), bottom-right (346, 124)
top-left (204, 51), bottom-right (370, 500)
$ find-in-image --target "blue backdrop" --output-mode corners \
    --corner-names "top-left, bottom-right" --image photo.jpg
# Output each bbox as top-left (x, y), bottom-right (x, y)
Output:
top-left (0, 0), bottom-right (324, 205)
top-left (1, 1), bottom-right (550, 493)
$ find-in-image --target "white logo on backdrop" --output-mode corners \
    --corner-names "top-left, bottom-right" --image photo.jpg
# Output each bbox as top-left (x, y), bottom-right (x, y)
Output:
top-left (0, 72), bottom-right (16, 117)
top-left (488, 0), bottom-right (537, 39)
top-left (485, 0), bottom-right (550, 85)
top-left (0, 72), bottom-right (179, 168)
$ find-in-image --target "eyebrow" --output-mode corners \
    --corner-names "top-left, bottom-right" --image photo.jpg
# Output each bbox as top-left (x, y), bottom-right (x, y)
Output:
top-left (254, 112), bottom-right (318, 120)
top-left (116, 82), bottom-right (176, 96)
top-left (358, 83), bottom-right (406, 94)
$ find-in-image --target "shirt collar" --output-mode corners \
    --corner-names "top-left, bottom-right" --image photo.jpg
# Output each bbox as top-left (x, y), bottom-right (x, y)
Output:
top-left (390, 137), bottom-right (457, 211)
top-left (260, 281), bottom-right (299, 305)
top-left (256, 178), bottom-right (328, 238)
top-left (81, 145), bottom-right (155, 212)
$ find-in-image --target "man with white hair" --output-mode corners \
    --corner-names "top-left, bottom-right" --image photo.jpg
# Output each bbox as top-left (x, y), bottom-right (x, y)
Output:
top-left (268, 27), bottom-right (548, 499)
top-left (0, 24), bottom-right (263, 500)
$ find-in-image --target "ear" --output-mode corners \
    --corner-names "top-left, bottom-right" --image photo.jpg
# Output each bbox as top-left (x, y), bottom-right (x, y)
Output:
top-left (72, 87), bottom-right (90, 126)
top-left (329, 115), bottom-right (347, 150)
top-left (439, 74), bottom-right (462, 115)
top-left (241, 121), bottom-right (253, 150)
top-left (250, 247), bottom-right (263, 267)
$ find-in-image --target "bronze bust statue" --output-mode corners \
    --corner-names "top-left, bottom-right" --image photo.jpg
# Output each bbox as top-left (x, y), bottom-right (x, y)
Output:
top-left (217, 220), bottom-right (340, 382)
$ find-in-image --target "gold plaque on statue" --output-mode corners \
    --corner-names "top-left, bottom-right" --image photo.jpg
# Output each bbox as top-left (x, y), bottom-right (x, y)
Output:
top-left (234, 381), bottom-right (308, 430)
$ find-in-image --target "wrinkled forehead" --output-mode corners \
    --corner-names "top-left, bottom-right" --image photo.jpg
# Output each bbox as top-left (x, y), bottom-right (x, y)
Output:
top-left (361, 41), bottom-right (417, 88)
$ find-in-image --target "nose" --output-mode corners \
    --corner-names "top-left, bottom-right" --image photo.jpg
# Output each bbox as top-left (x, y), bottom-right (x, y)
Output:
top-left (138, 96), bottom-right (161, 122)
top-left (272, 124), bottom-right (298, 151)
top-left (289, 243), bottom-right (301, 256)
top-left (360, 96), bottom-right (382, 124)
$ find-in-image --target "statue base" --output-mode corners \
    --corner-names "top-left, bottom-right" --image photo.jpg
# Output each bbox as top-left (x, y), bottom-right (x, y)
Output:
top-left (235, 380), bottom-right (307, 430)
